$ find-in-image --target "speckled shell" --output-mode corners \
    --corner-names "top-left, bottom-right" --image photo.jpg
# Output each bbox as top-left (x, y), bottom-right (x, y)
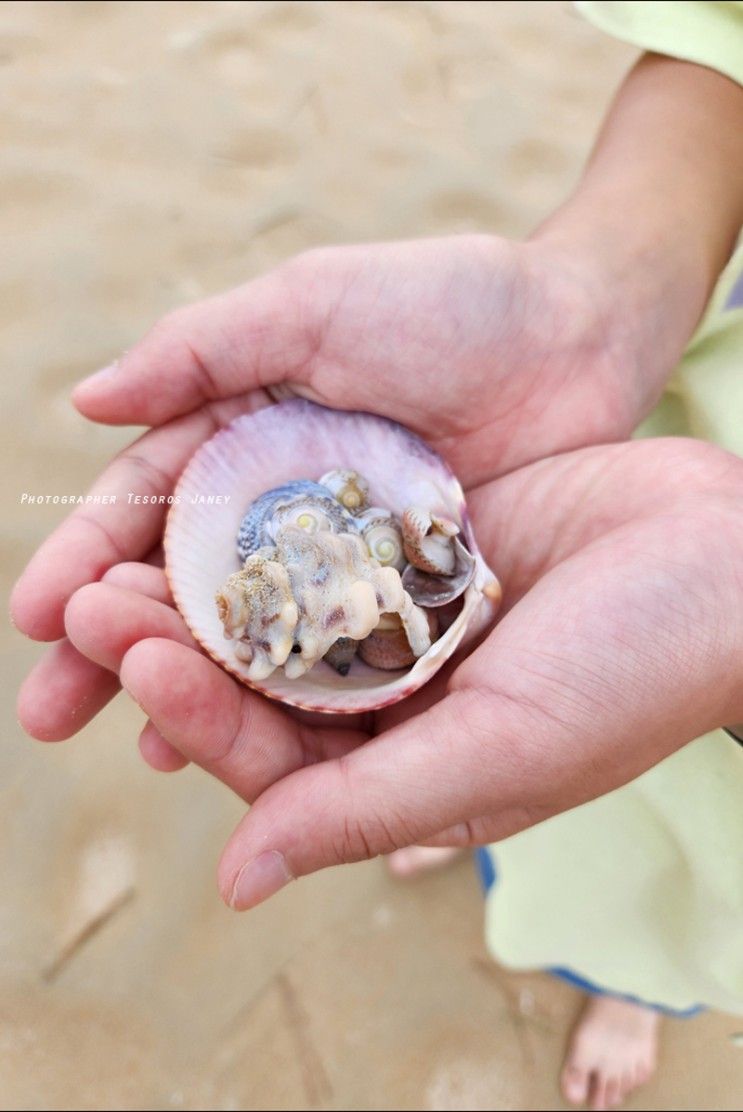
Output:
top-left (165, 400), bottom-right (500, 714)
top-left (236, 480), bottom-right (357, 561)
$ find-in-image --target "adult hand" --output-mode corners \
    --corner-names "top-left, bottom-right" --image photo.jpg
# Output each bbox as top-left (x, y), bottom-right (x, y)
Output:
top-left (58, 436), bottom-right (743, 909)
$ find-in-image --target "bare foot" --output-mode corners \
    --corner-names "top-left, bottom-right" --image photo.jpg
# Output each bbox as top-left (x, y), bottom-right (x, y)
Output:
top-left (560, 995), bottom-right (660, 1110)
top-left (386, 845), bottom-right (463, 879)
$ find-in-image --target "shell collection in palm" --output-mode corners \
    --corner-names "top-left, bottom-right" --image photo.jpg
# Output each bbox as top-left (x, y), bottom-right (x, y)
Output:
top-left (165, 400), bottom-right (501, 713)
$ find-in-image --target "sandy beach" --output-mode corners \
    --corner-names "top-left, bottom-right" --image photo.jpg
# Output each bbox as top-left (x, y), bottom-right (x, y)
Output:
top-left (3, 2), bottom-right (742, 1108)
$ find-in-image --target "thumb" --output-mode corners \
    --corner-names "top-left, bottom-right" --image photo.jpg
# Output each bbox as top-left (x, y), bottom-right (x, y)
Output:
top-left (216, 688), bottom-right (526, 910)
top-left (72, 258), bottom-right (321, 427)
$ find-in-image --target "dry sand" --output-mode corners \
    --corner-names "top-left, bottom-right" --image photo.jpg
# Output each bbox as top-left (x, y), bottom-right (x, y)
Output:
top-left (2, 1), bottom-right (742, 1108)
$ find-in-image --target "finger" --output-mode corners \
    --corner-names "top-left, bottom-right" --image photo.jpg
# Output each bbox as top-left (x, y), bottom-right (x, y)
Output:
top-left (604, 1078), bottom-right (622, 1109)
top-left (72, 267), bottom-right (316, 427)
top-left (120, 638), bottom-right (368, 801)
top-left (11, 393), bottom-right (259, 641)
top-left (410, 809), bottom-right (550, 849)
top-left (139, 719), bottom-right (190, 773)
top-left (17, 639), bottom-right (120, 742)
top-left (590, 1075), bottom-right (608, 1112)
top-left (102, 562), bottom-right (173, 606)
top-left (64, 582), bottom-right (196, 672)
top-left (215, 685), bottom-right (537, 910)
top-left (217, 488), bottom-right (725, 910)
top-left (17, 564), bottom-right (179, 742)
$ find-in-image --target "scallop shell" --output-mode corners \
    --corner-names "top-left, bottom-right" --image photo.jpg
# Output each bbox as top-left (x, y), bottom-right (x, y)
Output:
top-left (165, 400), bottom-right (500, 714)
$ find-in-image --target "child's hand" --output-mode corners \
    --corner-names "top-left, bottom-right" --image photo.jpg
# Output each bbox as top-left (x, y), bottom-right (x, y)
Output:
top-left (56, 436), bottom-right (743, 909)
top-left (15, 46), bottom-right (743, 739)
top-left (12, 231), bottom-right (652, 740)
top-left (39, 231), bottom-right (651, 485)
top-left (12, 51), bottom-right (743, 901)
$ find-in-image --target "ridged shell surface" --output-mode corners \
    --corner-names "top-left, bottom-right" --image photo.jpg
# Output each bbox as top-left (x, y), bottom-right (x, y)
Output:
top-left (165, 400), bottom-right (499, 713)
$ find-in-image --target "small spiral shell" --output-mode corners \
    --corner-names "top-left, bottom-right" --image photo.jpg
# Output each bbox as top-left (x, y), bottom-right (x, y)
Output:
top-left (323, 636), bottom-right (359, 676)
top-left (237, 481), bottom-right (358, 561)
top-left (358, 610), bottom-right (438, 671)
top-left (356, 507), bottom-right (406, 571)
top-left (319, 469), bottom-right (370, 513)
top-left (401, 506), bottom-right (460, 576)
top-left (271, 497), bottom-right (339, 537)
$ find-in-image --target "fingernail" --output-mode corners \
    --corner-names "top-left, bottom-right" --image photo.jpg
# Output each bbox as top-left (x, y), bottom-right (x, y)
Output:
top-left (229, 850), bottom-right (293, 910)
top-left (77, 360), bottom-right (120, 390)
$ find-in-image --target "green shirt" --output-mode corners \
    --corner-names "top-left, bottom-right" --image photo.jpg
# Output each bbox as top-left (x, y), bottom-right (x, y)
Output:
top-left (575, 0), bottom-right (743, 86)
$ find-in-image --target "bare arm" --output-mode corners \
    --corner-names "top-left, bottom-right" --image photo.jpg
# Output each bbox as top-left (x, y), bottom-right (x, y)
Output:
top-left (535, 52), bottom-right (743, 413)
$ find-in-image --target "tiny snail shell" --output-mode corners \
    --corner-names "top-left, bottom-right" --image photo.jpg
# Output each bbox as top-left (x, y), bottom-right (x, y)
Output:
top-left (237, 481), bottom-right (357, 561)
top-left (270, 494), bottom-right (352, 539)
top-left (323, 636), bottom-right (359, 676)
top-left (402, 536), bottom-right (477, 608)
top-left (356, 507), bottom-right (406, 572)
top-left (319, 469), bottom-right (370, 513)
top-left (358, 610), bottom-right (439, 671)
top-left (165, 400), bottom-right (501, 713)
top-left (401, 506), bottom-right (460, 576)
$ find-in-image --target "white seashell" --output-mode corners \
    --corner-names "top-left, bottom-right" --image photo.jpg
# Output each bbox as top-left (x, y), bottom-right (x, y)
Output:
top-left (165, 400), bottom-right (501, 714)
top-left (216, 525), bottom-right (431, 682)
top-left (355, 507), bottom-right (406, 572)
top-left (402, 506), bottom-right (460, 576)
top-left (319, 468), bottom-right (370, 512)
top-left (236, 481), bottom-right (356, 561)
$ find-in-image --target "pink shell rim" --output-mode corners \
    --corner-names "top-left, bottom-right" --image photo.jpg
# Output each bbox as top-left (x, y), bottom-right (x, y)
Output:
top-left (163, 400), bottom-right (496, 715)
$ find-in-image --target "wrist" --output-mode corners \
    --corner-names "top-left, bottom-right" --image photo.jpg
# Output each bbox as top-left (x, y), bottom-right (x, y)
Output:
top-left (525, 53), bottom-right (743, 423)
top-left (529, 194), bottom-right (711, 411)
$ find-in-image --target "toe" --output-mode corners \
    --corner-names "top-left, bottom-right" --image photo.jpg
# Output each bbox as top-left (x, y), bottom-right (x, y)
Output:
top-left (619, 1069), bottom-right (636, 1102)
top-left (604, 1077), bottom-right (622, 1108)
top-left (561, 1063), bottom-right (591, 1106)
top-left (589, 1075), bottom-right (609, 1112)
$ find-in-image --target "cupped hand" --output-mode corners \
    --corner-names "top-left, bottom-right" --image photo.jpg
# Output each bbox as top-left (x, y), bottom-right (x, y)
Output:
top-left (54, 437), bottom-right (743, 908)
top-left (13, 234), bottom-right (652, 742)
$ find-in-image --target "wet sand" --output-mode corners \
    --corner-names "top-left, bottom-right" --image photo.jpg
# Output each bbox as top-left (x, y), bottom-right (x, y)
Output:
top-left (3, 2), bottom-right (742, 1108)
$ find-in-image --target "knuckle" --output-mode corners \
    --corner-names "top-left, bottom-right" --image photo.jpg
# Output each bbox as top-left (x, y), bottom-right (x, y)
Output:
top-left (330, 757), bottom-right (407, 863)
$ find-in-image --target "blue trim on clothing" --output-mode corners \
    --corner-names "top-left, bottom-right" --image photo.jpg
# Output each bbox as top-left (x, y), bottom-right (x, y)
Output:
top-left (549, 965), bottom-right (704, 1017)
top-left (724, 271), bottom-right (743, 309)
top-left (475, 845), bottom-right (497, 892)
top-left (474, 847), bottom-right (704, 1018)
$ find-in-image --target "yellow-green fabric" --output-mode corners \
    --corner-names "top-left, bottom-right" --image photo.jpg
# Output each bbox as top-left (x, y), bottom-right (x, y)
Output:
top-left (574, 2), bottom-right (743, 86)
top-left (483, 5), bottom-right (743, 1015)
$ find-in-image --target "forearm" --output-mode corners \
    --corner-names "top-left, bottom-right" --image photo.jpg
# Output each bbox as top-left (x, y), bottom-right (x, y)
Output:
top-left (533, 52), bottom-right (743, 404)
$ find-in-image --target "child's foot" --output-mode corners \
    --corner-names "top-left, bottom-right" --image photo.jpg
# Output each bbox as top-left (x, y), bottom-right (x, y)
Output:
top-left (560, 995), bottom-right (660, 1110)
top-left (385, 845), bottom-right (463, 879)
